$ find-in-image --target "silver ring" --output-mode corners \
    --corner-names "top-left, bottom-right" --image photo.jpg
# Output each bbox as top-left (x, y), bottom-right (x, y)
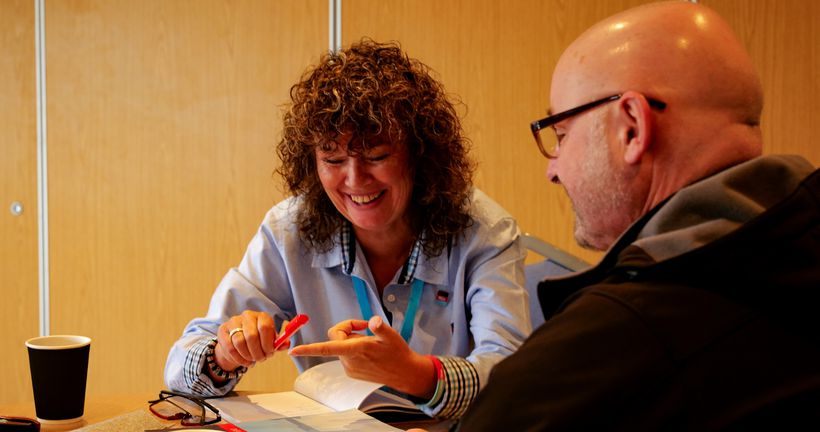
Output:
top-left (229, 328), bottom-right (244, 338)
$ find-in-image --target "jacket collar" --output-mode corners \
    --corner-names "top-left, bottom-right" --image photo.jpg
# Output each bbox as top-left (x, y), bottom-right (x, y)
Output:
top-left (537, 199), bottom-right (666, 319)
top-left (537, 155), bottom-right (817, 320)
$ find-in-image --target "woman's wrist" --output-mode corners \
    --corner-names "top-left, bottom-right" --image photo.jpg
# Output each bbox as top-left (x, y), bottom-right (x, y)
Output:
top-left (204, 339), bottom-right (246, 383)
top-left (213, 341), bottom-right (241, 371)
top-left (398, 352), bottom-right (438, 399)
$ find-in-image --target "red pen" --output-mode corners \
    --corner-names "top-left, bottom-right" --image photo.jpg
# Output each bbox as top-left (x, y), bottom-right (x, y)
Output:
top-left (274, 314), bottom-right (310, 349)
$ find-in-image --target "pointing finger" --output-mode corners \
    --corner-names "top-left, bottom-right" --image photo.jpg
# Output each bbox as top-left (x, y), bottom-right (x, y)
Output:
top-left (289, 339), bottom-right (364, 357)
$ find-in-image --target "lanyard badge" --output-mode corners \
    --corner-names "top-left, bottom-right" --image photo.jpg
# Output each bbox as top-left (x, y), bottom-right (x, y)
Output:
top-left (352, 276), bottom-right (425, 342)
top-left (435, 290), bottom-right (450, 306)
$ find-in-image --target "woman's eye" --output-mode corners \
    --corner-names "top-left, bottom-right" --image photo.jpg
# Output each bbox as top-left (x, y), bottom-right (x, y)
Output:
top-left (367, 153), bottom-right (389, 162)
top-left (322, 158), bottom-right (345, 165)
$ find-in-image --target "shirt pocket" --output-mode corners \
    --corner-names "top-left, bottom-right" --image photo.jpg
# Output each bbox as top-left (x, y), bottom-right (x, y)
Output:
top-left (407, 286), bottom-right (456, 355)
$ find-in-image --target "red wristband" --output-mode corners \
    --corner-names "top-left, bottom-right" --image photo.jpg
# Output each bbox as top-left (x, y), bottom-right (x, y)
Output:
top-left (426, 354), bottom-right (444, 381)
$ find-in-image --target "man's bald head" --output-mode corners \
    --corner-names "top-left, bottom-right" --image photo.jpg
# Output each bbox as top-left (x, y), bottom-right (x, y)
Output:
top-left (547, 1), bottom-right (765, 250)
top-left (555, 1), bottom-right (762, 122)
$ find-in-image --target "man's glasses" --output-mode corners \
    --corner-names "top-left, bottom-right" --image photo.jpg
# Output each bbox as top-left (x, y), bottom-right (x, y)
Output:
top-left (148, 390), bottom-right (221, 426)
top-left (530, 94), bottom-right (667, 159)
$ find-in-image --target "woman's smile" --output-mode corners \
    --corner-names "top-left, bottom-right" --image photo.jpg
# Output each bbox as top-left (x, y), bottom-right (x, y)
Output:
top-left (349, 190), bottom-right (385, 205)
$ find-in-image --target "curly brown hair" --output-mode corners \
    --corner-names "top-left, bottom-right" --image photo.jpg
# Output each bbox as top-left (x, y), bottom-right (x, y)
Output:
top-left (276, 38), bottom-right (475, 257)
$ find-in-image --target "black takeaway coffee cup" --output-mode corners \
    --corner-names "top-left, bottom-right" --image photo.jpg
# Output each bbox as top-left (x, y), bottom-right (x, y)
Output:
top-left (25, 335), bottom-right (91, 425)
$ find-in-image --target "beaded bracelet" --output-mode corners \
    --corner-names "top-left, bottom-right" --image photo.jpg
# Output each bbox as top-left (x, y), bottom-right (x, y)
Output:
top-left (204, 338), bottom-right (247, 381)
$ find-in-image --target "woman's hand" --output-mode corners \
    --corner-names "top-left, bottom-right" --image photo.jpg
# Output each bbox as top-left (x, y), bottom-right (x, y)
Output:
top-left (290, 316), bottom-right (436, 399)
top-left (212, 310), bottom-right (289, 381)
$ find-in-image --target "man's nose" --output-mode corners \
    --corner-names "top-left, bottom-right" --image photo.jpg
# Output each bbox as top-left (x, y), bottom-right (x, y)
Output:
top-left (546, 159), bottom-right (561, 184)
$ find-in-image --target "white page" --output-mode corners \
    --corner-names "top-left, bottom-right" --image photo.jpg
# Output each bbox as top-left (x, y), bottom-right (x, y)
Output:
top-left (209, 391), bottom-right (333, 424)
top-left (211, 360), bottom-right (420, 424)
top-left (293, 360), bottom-right (386, 412)
top-left (238, 409), bottom-right (402, 432)
top-left (359, 389), bottom-right (418, 412)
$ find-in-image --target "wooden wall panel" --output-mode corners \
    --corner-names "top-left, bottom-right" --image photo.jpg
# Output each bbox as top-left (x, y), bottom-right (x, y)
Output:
top-left (344, 0), bottom-right (820, 266)
top-left (0, 0), bottom-right (39, 405)
top-left (705, 0), bottom-right (820, 166)
top-left (45, 0), bottom-right (326, 398)
top-left (4, 0), bottom-right (817, 408)
top-left (343, 0), bottom-right (652, 265)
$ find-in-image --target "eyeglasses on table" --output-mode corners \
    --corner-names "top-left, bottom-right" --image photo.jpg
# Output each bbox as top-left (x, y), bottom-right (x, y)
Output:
top-left (148, 390), bottom-right (221, 426)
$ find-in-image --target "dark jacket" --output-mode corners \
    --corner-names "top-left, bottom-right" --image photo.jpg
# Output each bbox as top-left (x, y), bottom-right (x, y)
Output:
top-left (459, 155), bottom-right (820, 431)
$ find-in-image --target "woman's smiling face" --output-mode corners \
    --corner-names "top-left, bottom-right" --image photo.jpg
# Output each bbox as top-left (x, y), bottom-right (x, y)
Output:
top-left (315, 132), bottom-right (414, 239)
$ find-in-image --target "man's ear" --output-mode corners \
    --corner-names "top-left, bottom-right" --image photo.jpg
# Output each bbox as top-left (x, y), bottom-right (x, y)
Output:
top-left (616, 91), bottom-right (654, 165)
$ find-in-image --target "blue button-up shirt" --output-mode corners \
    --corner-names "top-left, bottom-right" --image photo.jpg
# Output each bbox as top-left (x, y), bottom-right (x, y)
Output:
top-left (165, 188), bottom-right (531, 417)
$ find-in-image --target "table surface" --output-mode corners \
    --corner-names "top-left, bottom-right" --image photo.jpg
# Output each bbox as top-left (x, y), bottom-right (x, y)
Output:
top-left (0, 393), bottom-right (455, 431)
top-left (0, 393), bottom-right (168, 431)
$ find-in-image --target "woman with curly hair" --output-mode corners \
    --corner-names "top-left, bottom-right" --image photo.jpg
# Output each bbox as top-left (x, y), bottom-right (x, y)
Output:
top-left (165, 39), bottom-right (530, 419)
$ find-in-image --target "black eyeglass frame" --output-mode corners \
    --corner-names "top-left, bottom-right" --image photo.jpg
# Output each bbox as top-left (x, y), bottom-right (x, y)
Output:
top-left (530, 94), bottom-right (667, 159)
top-left (148, 390), bottom-right (222, 426)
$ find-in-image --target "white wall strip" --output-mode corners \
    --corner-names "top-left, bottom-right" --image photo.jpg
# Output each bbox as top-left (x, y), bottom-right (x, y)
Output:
top-left (329, 0), bottom-right (342, 52)
top-left (34, 0), bottom-right (50, 337)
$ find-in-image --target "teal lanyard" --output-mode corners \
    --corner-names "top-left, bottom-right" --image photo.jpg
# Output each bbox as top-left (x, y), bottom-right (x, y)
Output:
top-left (352, 276), bottom-right (425, 342)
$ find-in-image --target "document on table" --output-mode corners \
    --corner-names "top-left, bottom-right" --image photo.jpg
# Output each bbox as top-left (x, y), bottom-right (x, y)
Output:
top-left (209, 391), bottom-right (333, 423)
top-left (236, 409), bottom-right (402, 432)
top-left (208, 360), bottom-right (423, 430)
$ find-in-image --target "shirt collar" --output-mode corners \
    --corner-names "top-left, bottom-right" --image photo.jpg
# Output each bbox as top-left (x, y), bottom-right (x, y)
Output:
top-left (311, 221), bottom-right (449, 286)
top-left (339, 221), bottom-right (423, 284)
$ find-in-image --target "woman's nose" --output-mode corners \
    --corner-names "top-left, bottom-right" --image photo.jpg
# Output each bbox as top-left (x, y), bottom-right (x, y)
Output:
top-left (345, 158), bottom-right (369, 185)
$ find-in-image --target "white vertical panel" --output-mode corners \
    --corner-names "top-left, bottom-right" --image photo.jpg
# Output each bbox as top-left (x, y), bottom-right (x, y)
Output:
top-left (34, 0), bottom-right (49, 337)
top-left (329, 0), bottom-right (342, 52)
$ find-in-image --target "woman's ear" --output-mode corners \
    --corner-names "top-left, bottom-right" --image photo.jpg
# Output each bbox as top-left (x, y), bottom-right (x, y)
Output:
top-left (617, 91), bottom-right (654, 165)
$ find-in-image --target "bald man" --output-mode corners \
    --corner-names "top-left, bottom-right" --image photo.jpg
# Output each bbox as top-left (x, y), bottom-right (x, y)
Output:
top-left (455, 1), bottom-right (820, 430)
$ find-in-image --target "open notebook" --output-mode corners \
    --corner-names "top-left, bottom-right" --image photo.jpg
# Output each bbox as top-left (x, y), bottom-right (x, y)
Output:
top-left (209, 360), bottom-right (426, 429)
